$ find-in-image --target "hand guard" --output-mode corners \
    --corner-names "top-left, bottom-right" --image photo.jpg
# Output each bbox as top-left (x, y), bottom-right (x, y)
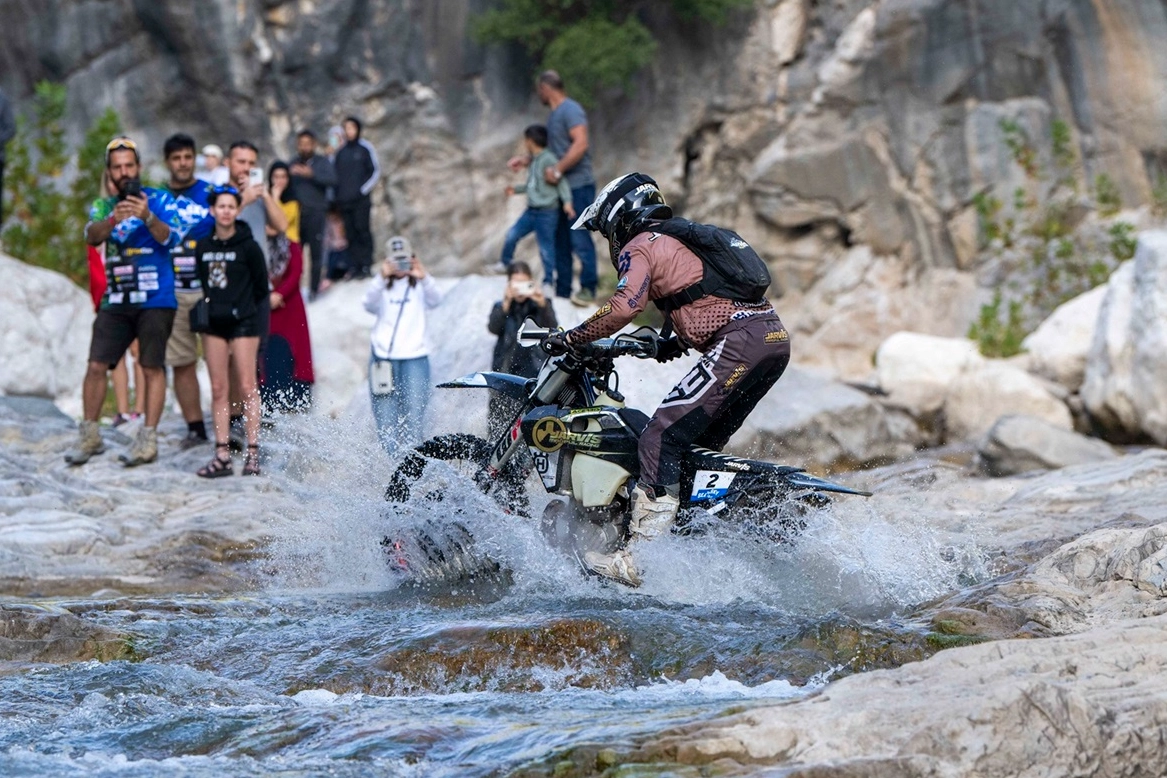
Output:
top-left (542, 331), bottom-right (571, 356)
top-left (654, 337), bottom-right (686, 363)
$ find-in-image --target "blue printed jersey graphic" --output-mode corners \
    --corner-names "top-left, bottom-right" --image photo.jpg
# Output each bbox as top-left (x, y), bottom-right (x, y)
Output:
top-left (91, 187), bottom-right (182, 309)
top-left (168, 180), bottom-right (216, 291)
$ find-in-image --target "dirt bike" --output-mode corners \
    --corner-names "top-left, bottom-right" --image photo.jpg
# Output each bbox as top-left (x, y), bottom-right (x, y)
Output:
top-left (382, 322), bottom-right (871, 586)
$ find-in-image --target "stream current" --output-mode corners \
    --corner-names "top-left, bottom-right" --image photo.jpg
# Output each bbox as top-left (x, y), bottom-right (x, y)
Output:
top-left (0, 414), bottom-right (990, 776)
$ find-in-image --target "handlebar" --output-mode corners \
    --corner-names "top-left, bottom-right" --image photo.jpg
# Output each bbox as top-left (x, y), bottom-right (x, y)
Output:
top-left (517, 322), bottom-right (659, 361)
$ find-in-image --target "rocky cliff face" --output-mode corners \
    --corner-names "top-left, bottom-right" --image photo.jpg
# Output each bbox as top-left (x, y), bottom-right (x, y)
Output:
top-left (3, 0), bottom-right (1167, 376)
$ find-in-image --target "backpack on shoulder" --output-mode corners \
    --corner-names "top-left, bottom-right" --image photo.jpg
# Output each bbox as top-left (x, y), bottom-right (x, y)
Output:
top-left (648, 218), bottom-right (772, 313)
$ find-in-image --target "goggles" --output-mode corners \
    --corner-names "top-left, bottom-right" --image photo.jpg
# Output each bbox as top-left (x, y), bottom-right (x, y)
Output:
top-left (209, 184), bottom-right (242, 205)
top-left (105, 136), bottom-right (139, 165)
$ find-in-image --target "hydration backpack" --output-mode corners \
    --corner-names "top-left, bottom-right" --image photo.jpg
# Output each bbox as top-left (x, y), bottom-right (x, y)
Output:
top-left (647, 218), bottom-right (772, 312)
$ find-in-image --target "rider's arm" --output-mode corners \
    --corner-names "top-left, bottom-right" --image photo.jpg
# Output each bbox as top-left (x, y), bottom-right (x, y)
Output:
top-left (566, 245), bottom-right (651, 344)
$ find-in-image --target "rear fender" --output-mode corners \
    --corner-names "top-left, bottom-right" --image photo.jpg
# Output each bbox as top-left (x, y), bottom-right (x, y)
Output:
top-left (438, 371), bottom-right (532, 401)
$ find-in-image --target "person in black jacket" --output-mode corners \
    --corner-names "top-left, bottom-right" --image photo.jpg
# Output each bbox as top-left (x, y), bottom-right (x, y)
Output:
top-left (195, 185), bottom-right (270, 478)
top-left (486, 261), bottom-right (557, 435)
top-left (333, 117), bottom-right (380, 278)
top-left (290, 129), bottom-right (338, 299)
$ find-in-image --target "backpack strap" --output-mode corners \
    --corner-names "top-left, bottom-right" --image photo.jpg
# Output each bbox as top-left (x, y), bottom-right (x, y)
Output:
top-left (653, 278), bottom-right (716, 313)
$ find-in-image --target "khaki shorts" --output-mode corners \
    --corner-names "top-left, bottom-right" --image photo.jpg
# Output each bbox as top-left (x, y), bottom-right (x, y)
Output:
top-left (166, 291), bottom-right (202, 367)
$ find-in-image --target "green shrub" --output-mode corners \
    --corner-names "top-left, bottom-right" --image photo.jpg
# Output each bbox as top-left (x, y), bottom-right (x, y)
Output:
top-left (1094, 173), bottom-right (1121, 216)
top-left (2, 81), bottom-right (122, 285)
top-left (1108, 221), bottom-right (1137, 262)
top-left (972, 191), bottom-right (1004, 248)
top-left (1000, 118), bottom-right (1039, 179)
top-left (473, 0), bottom-right (753, 106)
top-left (968, 292), bottom-right (1025, 358)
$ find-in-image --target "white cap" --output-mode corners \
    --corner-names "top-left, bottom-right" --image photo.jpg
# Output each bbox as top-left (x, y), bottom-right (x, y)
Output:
top-left (201, 144), bottom-right (223, 158)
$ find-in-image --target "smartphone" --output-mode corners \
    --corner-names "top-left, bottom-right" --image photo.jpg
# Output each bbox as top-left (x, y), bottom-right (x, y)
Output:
top-left (392, 255), bottom-right (412, 273)
top-left (248, 167), bottom-right (264, 187)
top-left (118, 178), bottom-right (143, 201)
top-left (512, 280), bottom-right (535, 297)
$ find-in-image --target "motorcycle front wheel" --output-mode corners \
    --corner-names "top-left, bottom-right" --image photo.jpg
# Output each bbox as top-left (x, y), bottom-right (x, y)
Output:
top-left (384, 433), bottom-right (529, 516)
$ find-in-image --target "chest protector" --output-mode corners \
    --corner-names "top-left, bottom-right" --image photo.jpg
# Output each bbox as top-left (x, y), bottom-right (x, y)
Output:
top-left (648, 218), bottom-right (772, 312)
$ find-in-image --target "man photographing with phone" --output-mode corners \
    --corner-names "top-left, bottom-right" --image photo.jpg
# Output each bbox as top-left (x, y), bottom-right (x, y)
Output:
top-left (69, 136), bottom-right (183, 468)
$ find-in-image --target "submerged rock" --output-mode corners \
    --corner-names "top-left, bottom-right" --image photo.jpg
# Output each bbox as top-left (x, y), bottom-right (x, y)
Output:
top-left (0, 604), bottom-right (138, 666)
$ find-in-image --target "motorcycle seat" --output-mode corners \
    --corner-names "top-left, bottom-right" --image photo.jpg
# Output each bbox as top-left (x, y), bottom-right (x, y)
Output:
top-left (618, 408), bottom-right (650, 435)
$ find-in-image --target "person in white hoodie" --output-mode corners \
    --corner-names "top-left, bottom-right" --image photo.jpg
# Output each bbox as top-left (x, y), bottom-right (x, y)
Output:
top-left (364, 235), bottom-right (442, 453)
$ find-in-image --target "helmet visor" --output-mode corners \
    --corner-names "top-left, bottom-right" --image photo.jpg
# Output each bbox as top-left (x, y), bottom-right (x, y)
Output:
top-left (571, 200), bottom-right (601, 231)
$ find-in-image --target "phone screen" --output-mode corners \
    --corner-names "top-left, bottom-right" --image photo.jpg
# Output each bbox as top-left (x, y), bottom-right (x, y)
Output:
top-left (249, 168), bottom-right (263, 186)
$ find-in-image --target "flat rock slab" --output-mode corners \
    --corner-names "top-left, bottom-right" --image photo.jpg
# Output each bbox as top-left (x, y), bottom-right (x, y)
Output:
top-left (0, 604), bottom-right (137, 667)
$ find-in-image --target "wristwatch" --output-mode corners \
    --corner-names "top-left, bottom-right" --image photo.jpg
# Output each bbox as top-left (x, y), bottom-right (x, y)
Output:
top-left (552, 168), bottom-right (562, 181)
top-left (144, 211), bottom-right (156, 226)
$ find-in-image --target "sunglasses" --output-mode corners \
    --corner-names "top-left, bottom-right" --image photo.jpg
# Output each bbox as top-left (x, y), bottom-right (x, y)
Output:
top-left (105, 137), bottom-right (139, 163)
top-left (211, 184), bottom-right (240, 196)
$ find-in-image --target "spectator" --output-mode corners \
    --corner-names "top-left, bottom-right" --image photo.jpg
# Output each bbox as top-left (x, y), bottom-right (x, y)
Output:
top-left (194, 185), bottom-right (269, 477)
top-left (261, 161), bottom-right (315, 413)
top-left (0, 87), bottom-right (14, 225)
top-left (363, 236), bottom-right (441, 454)
top-left (197, 144), bottom-right (229, 185)
top-left (67, 136), bottom-right (181, 467)
top-left (86, 169), bottom-right (135, 426)
top-left (511, 70), bottom-right (597, 305)
top-left (323, 203), bottom-right (350, 285)
top-left (225, 141), bottom-right (284, 443)
top-left (290, 129), bottom-right (337, 300)
top-left (494, 125), bottom-right (575, 288)
top-left (334, 116), bottom-right (380, 278)
top-left (162, 132), bottom-right (215, 449)
top-left (486, 261), bottom-right (557, 435)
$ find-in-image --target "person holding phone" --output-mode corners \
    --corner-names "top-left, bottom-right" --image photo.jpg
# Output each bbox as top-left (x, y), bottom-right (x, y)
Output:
top-left (363, 235), bottom-right (442, 454)
top-left (68, 136), bottom-right (182, 468)
top-left (486, 261), bottom-right (557, 435)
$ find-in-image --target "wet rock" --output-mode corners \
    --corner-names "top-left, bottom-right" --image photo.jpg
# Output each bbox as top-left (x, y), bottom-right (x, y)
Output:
top-left (1082, 232), bottom-right (1167, 443)
top-left (1022, 284), bottom-right (1107, 393)
top-left (978, 413), bottom-right (1117, 477)
top-left (369, 618), bottom-right (635, 694)
top-left (598, 616), bottom-right (1167, 776)
top-left (0, 254), bottom-right (92, 418)
top-left (0, 604), bottom-right (138, 665)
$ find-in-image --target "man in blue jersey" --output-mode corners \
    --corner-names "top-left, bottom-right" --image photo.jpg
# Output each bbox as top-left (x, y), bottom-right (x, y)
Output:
top-left (67, 136), bottom-right (182, 467)
top-left (162, 133), bottom-right (215, 449)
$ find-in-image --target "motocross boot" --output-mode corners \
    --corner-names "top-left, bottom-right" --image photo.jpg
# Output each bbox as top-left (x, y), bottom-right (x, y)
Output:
top-left (584, 484), bottom-right (679, 587)
top-left (64, 420), bottom-right (105, 465)
top-left (119, 426), bottom-right (158, 467)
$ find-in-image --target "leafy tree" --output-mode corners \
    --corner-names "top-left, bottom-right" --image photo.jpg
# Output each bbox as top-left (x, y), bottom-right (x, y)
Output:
top-left (473, 0), bottom-right (754, 106)
top-left (1, 81), bottom-right (122, 285)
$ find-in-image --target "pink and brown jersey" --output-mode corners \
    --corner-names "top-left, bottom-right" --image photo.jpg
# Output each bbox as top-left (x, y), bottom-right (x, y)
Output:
top-left (566, 231), bottom-right (775, 351)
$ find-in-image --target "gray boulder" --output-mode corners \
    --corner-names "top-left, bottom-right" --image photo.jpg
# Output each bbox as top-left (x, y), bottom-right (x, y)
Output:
top-left (978, 413), bottom-right (1117, 477)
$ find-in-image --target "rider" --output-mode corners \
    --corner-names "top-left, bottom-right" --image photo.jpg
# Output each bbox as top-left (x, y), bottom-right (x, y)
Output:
top-left (542, 173), bottom-right (791, 586)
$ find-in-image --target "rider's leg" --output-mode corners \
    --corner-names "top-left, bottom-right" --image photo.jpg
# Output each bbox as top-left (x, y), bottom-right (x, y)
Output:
top-left (586, 314), bottom-right (791, 586)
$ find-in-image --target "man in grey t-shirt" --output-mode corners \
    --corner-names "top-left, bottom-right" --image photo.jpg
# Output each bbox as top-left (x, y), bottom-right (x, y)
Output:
top-left (510, 71), bottom-right (598, 305)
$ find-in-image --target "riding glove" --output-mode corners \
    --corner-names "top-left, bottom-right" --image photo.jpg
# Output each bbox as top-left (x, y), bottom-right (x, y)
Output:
top-left (654, 337), bottom-right (687, 363)
top-left (542, 332), bottom-right (571, 356)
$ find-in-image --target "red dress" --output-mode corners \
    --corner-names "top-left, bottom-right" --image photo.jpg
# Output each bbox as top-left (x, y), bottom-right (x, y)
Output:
top-left (261, 242), bottom-right (315, 412)
top-left (88, 245), bottom-right (107, 311)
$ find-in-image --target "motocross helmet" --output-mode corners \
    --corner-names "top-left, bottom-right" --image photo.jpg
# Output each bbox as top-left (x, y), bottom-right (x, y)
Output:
top-left (572, 172), bottom-right (672, 264)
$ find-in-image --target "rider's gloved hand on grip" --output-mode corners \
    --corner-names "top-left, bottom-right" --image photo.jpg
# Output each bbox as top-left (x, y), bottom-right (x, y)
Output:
top-left (542, 331), bottom-right (571, 356)
top-left (654, 337), bottom-right (686, 363)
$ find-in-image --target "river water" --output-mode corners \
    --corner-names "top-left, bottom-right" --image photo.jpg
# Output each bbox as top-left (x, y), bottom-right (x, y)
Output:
top-left (0, 415), bottom-right (991, 776)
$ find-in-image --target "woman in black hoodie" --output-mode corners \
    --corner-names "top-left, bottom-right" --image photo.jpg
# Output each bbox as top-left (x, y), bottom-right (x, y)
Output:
top-left (195, 185), bottom-right (270, 477)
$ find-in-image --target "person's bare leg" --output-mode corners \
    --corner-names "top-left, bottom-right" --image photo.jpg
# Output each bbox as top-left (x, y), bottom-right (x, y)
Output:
top-left (173, 363), bottom-right (202, 423)
top-left (230, 337), bottom-right (261, 446)
top-left (82, 361), bottom-right (110, 421)
top-left (141, 366), bottom-right (167, 429)
top-left (130, 340), bottom-right (146, 415)
top-left (111, 356), bottom-right (130, 415)
top-left (228, 352), bottom-right (243, 417)
top-left (203, 336), bottom-right (232, 445)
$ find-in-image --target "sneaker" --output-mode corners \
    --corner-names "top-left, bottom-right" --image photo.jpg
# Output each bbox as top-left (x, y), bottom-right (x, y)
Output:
top-left (570, 289), bottom-right (597, 307)
top-left (543, 282), bottom-right (556, 299)
top-left (584, 548), bottom-right (642, 587)
top-left (486, 261), bottom-right (509, 275)
top-left (111, 412), bottom-right (141, 428)
top-left (64, 421), bottom-right (105, 465)
top-left (179, 429), bottom-right (209, 450)
top-left (119, 427), bottom-right (158, 467)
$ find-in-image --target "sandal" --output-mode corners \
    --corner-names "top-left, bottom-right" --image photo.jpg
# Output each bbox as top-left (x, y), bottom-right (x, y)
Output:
top-left (197, 443), bottom-right (234, 478)
top-left (242, 444), bottom-right (261, 477)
